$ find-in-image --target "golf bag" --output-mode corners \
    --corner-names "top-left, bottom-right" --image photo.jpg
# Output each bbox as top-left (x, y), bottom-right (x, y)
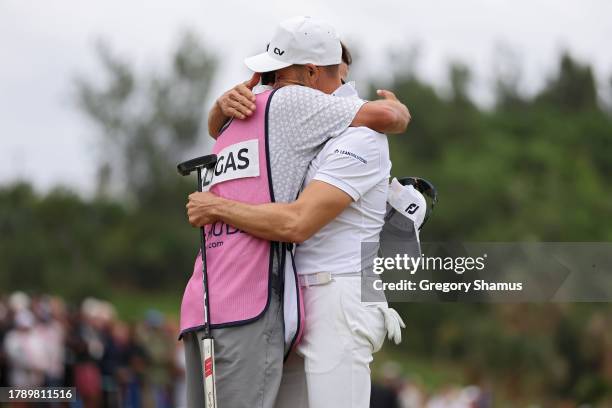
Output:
top-left (379, 177), bottom-right (437, 260)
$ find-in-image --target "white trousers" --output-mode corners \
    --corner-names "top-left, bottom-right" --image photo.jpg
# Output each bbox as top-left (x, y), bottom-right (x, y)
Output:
top-left (274, 276), bottom-right (387, 408)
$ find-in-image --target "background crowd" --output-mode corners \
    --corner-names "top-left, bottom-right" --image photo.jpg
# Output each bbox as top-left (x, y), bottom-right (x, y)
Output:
top-left (1, 292), bottom-right (499, 408)
top-left (0, 292), bottom-right (186, 408)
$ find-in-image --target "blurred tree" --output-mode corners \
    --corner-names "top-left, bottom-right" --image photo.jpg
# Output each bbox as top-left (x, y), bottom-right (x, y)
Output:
top-left (0, 182), bottom-right (120, 298)
top-left (376, 50), bottom-right (612, 242)
top-left (76, 31), bottom-right (217, 209)
top-left (493, 44), bottom-right (527, 111)
top-left (535, 52), bottom-right (599, 112)
top-left (72, 31), bottom-right (218, 289)
top-left (2, 32), bottom-right (219, 294)
top-left (449, 62), bottom-right (473, 108)
top-left (369, 49), bottom-right (612, 404)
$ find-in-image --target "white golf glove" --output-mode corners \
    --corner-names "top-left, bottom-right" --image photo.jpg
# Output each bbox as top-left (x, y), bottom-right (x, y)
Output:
top-left (378, 306), bottom-right (406, 345)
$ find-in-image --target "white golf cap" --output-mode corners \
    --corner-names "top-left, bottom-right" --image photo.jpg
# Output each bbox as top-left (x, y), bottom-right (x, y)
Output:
top-left (244, 16), bottom-right (342, 73)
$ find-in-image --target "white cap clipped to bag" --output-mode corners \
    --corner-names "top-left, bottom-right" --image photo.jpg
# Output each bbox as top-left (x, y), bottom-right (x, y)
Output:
top-left (244, 16), bottom-right (342, 73)
top-left (387, 177), bottom-right (427, 230)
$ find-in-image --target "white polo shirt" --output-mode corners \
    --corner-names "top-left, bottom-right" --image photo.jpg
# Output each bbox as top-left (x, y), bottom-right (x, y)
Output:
top-left (294, 85), bottom-right (391, 276)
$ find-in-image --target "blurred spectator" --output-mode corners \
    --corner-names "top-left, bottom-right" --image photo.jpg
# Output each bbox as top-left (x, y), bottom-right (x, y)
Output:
top-left (3, 309), bottom-right (47, 387)
top-left (136, 310), bottom-right (173, 408)
top-left (1, 292), bottom-right (186, 408)
top-left (371, 361), bottom-right (493, 408)
top-left (371, 381), bottom-right (401, 408)
top-left (33, 296), bottom-right (66, 387)
top-left (398, 379), bottom-right (427, 408)
top-left (117, 324), bottom-right (148, 408)
top-left (174, 341), bottom-right (187, 408)
top-left (426, 385), bottom-right (481, 408)
top-left (3, 292), bottom-right (498, 408)
top-left (0, 298), bottom-right (10, 387)
top-left (371, 362), bottom-right (403, 408)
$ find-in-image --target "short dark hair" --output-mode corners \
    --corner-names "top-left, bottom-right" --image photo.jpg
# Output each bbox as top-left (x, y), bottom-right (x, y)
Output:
top-left (340, 41), bottom-right (352, 66)
top-left (260, 43), bottom-right (276, 85)
top-left (261, 71), bottom-right (275, 85)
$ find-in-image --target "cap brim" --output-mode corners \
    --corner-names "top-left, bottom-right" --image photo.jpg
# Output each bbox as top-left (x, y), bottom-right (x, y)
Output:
top-left (244, 52), bottom-right (292, 73)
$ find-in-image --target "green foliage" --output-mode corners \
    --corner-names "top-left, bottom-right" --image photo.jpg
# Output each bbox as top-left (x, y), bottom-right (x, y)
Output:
top-left (75, 31), bottom-right (217, 209)
top-left (107, 288), bottom-right (182, 322)
top-left (0, 181), bottom-right (200, 299)
top-left (1, 32), bottom-right (216, 298)
top-left (369, 52), bottom-right (612, 403)
top-left (536, 53), bottom-right (599, 112)
top-left (378, 53), bottom-right (612, 242)
top-left (0, 183), bottom-right (117, 299)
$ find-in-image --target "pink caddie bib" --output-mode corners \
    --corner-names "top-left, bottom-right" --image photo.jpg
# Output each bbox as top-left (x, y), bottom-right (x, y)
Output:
top-left (179, 90), bottom-right (304, 353)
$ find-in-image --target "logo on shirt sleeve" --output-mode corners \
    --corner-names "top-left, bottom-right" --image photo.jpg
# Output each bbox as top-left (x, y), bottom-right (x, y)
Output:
top-left (333, 148), bottom-right (368, 164)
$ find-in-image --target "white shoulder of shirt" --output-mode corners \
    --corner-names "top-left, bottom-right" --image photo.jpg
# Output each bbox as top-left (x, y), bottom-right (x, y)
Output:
top-left (313, 128), bottom-right (388, 201)
top-left (322, 126), bottom-right (386, 158)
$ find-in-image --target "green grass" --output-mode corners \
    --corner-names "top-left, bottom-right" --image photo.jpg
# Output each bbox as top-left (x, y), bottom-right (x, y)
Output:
top-left (372, 346), bottom-right (465, 391)
top-left (106, 287), bottom-right (182, 322)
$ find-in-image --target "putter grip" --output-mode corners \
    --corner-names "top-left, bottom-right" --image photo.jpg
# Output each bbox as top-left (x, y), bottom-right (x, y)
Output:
top-left (202, 338), bottom-right (217, 408)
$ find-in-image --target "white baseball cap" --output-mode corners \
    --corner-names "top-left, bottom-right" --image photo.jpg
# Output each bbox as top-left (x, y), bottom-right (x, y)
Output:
top-left (244, 16), bottom-right (342, 73)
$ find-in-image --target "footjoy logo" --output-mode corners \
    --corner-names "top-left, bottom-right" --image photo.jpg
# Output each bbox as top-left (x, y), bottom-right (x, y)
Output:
top-left (405, 203), bottom-right (420, 214)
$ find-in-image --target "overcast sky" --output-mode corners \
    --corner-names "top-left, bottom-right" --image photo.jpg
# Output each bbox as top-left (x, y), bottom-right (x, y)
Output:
top-left (1, 0), bottom-right (611, 195)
